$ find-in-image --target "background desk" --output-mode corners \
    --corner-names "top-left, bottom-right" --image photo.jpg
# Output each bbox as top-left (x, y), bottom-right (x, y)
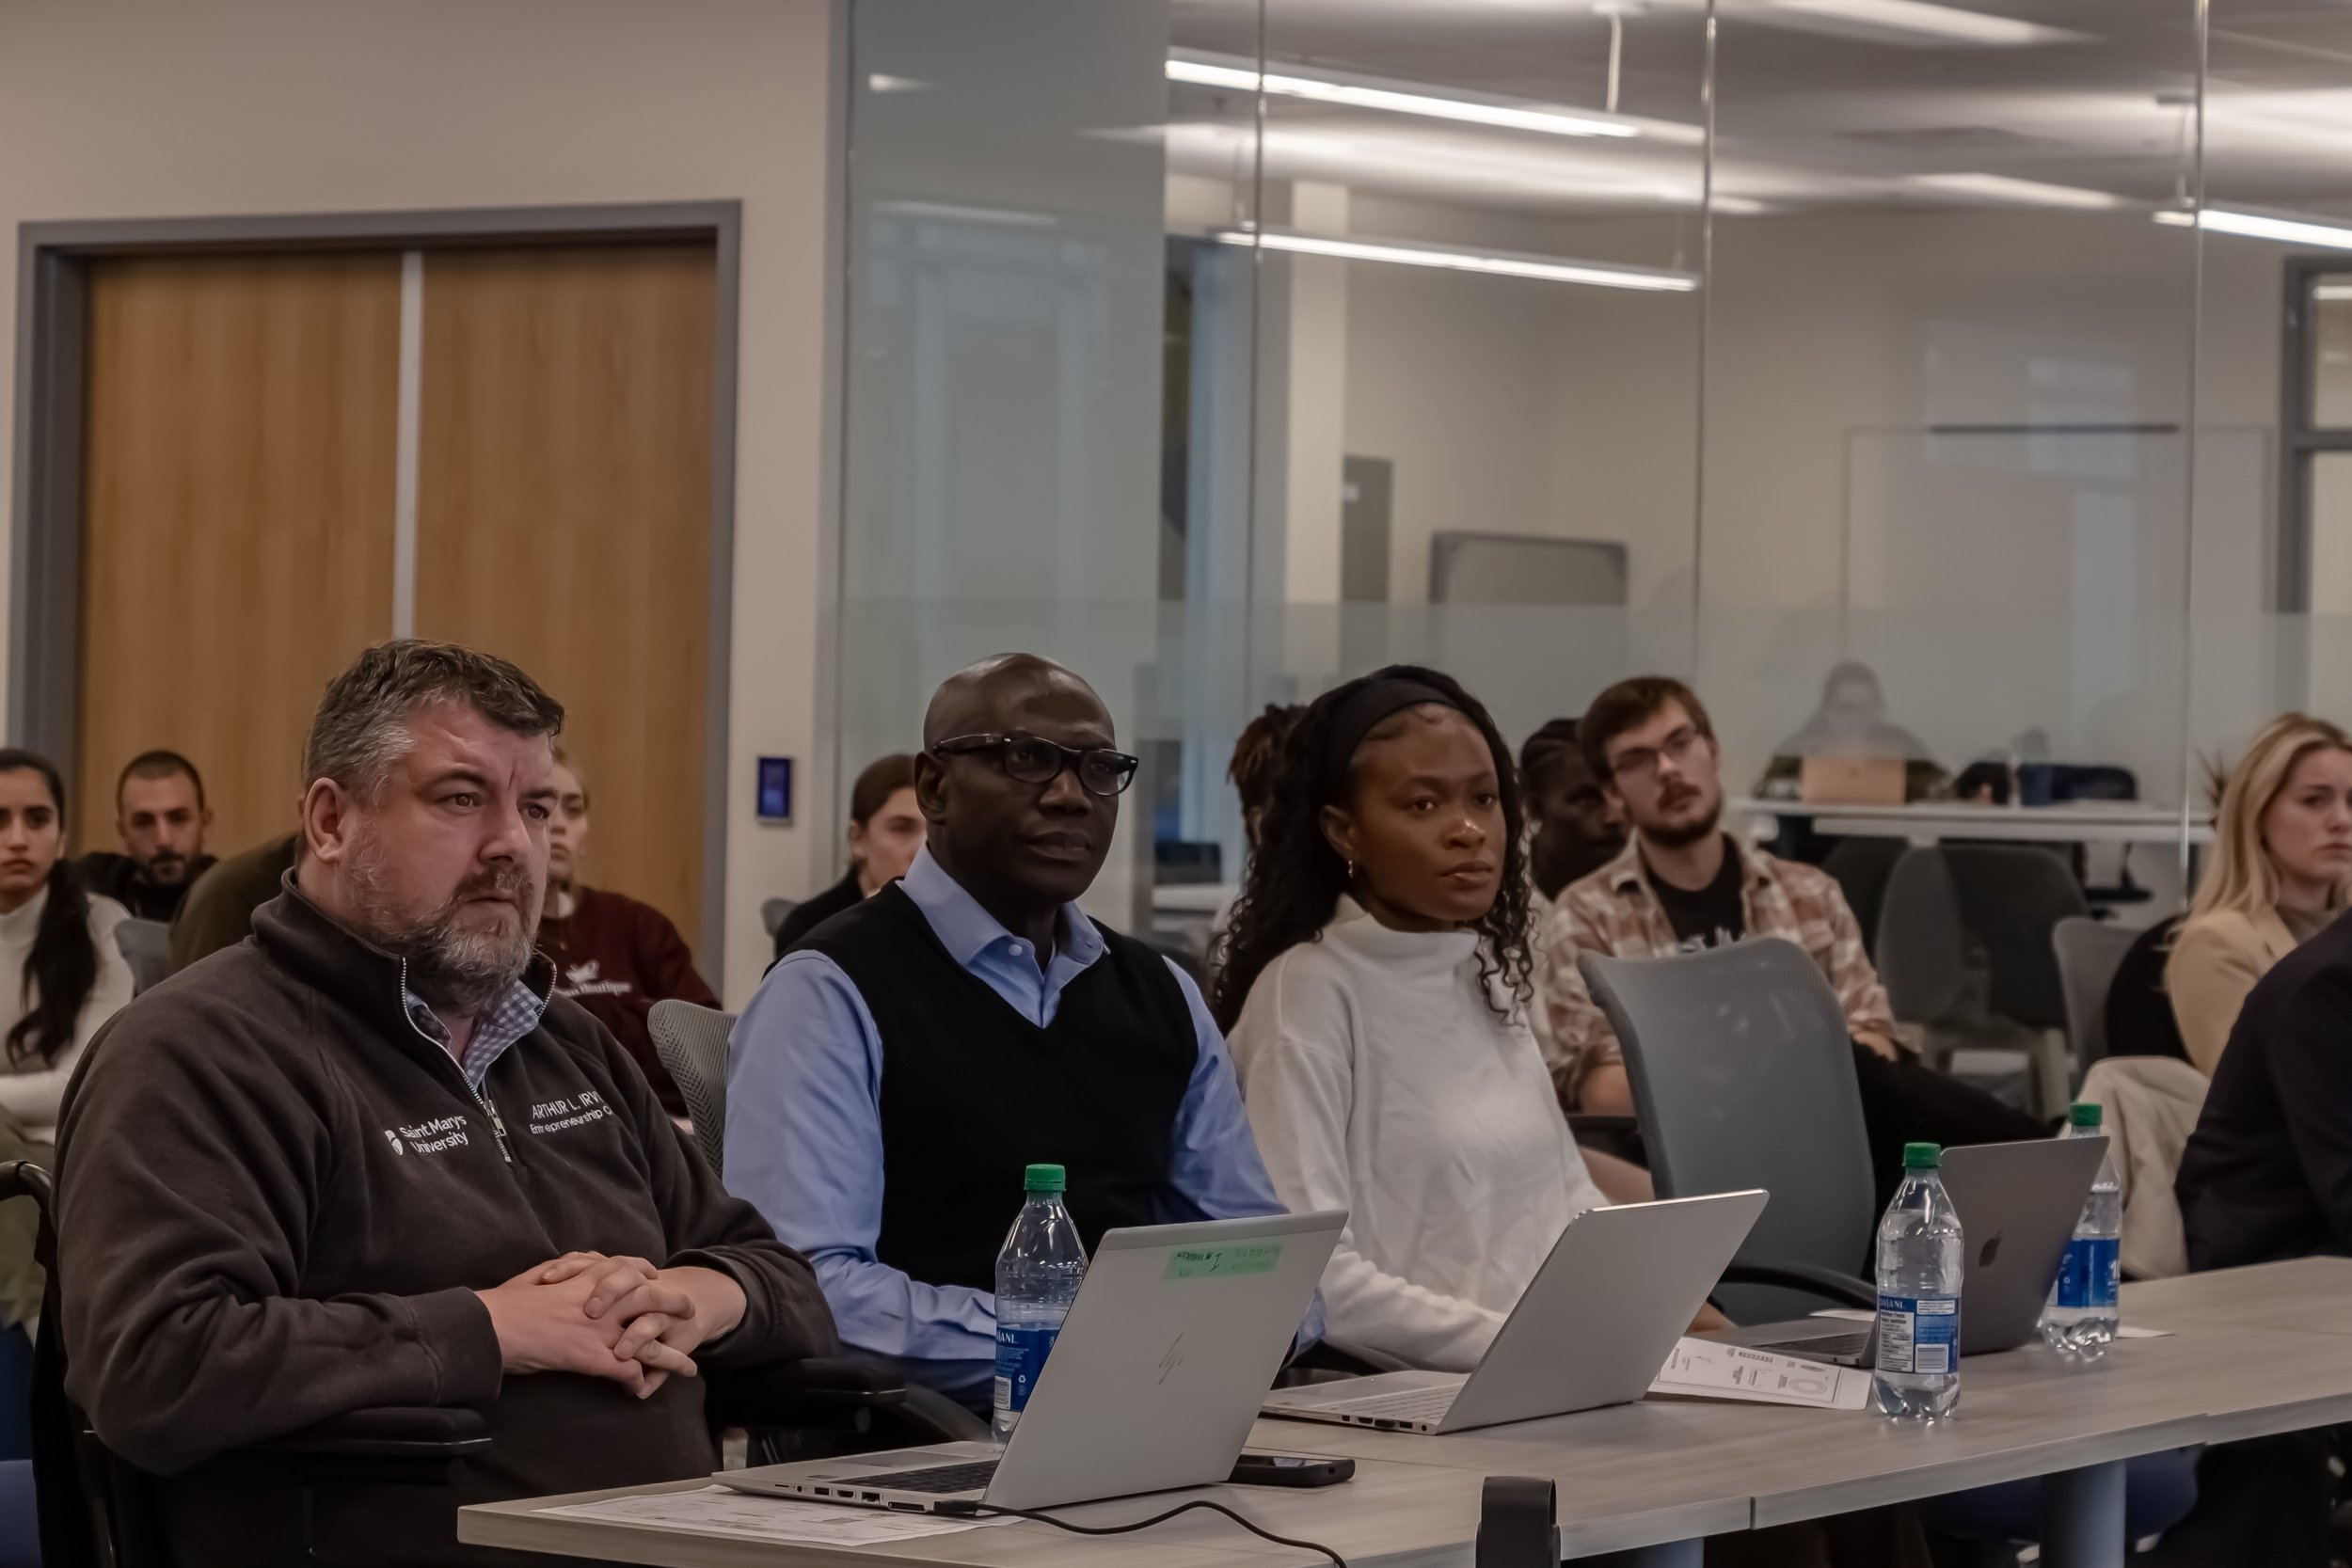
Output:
top-left (1733, 799), bottom-right (2213, 848)
top-left (464, 1259), bottom-right (2352, 1568)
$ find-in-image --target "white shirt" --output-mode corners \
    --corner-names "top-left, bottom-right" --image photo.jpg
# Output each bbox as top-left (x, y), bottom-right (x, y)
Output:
top-left (0, 885), bottom-right (135, 1138)
top-left (1229, 897), bottom-right (1606, 1371)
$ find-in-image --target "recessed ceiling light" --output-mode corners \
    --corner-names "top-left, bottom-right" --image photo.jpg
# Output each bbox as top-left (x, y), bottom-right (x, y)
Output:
top-left (1168, 53), bottom-right (1643, 140)
top-left (1215, 228), bottom-right (1699, 292)
top-left (1907, 172), bottom-right (2123, 209)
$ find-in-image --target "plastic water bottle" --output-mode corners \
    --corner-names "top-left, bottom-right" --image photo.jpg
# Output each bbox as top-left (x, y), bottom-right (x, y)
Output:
top-left (993, 1163), bottom-right (1087, 1445)
top-left (1875, 1141), bottom-right (1964, 1421)
top-left (2042, 1103), bottom-right (2122, 1357)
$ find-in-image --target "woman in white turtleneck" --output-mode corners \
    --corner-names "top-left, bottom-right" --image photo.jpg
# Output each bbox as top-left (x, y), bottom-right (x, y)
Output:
top-left (1214, 668), bottom-right (1692, 1373)
top-left (0, 752), bottom-right (135, 1137)
top-left (0, 750), bottom-right (134, 1332)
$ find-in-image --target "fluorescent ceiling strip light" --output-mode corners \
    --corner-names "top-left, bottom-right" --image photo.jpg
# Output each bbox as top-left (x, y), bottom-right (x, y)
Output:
top-left (1752, 0), bottom-right (2076, 45)
top-left (1907, 172), bottom-right (2122, 209)
top-left (1215, 228), bottom-right (1698, 293)
top-left (1168, 54), bottom-right (1639, 140)
top-left (2153, 207), bottom-right (2352, 250)
top-left (2316, 283), bottom-right (2352, 302)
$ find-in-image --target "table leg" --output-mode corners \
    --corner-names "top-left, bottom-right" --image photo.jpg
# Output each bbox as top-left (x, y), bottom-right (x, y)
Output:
top-left (2039, 1458), bottom-right (2127, 1568)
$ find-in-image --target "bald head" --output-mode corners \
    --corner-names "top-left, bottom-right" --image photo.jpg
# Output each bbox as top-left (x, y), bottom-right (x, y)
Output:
top-left (915, 653), bottom-right (1120, 936)
top-left (923, 654), bottom-right (1108, 751)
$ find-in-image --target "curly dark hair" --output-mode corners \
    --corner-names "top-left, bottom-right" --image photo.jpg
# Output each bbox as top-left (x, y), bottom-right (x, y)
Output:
top-left (1210, 665), bottom-right (1534, 1033)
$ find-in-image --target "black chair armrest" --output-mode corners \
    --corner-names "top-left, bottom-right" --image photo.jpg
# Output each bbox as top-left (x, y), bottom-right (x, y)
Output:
top-left (181, 1406), bottom-right (493, 1489)
top-left (1565, 1115), bottom-right (1645, 1165)
top-left (709, 1354), bottom-right (990, 1445)
top-left (1717, 1259), bottom-right (1877, 1312)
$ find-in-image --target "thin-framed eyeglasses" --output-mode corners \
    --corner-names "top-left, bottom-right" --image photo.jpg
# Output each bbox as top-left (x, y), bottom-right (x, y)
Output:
top-left (1606, 725), bottom-right (1706, 784)
top-left (930, 733), bottom-right (1140, 798)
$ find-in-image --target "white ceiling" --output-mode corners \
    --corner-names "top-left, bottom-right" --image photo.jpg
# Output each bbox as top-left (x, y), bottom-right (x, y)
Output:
top-left (1162, 0), bottom-right (2352, 220)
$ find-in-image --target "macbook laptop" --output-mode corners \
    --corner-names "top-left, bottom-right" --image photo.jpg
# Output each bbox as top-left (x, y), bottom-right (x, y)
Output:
top-left (717, 1210), bottom-right (1344, 1513)
top-left (1707, 1136), bottom-right (2106, 1367)
top-left (1259, 1190), bottom-right (1767, 1436)
top-left (1799, 755), bottom-right (1907, 805)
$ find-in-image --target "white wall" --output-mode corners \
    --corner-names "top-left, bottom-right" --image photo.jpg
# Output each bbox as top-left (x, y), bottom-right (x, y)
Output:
top-left (0, 0), bottom-right (836, 1004)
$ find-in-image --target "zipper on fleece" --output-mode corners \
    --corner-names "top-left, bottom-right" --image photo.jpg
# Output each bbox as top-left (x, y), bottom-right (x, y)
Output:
top-left (397, 958), bottom-right (514, 1164)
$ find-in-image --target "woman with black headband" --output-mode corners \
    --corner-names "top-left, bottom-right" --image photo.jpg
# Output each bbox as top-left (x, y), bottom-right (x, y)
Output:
top-left (1211, 666), bottom-right (1633, 1370)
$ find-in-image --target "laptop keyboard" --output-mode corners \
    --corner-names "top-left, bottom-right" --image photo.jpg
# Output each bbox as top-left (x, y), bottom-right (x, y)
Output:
top-left (1329, 1387), bottom-right (1459, 1422)
top-left (1753, 1329), bottom-right (1871, 1362)
top-left (849, 1460), bottom-right (1000, 1495)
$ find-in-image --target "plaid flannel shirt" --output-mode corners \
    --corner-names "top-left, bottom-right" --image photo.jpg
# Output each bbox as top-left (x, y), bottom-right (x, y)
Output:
top-left (1535, 835), bottom-right (1896, 1106)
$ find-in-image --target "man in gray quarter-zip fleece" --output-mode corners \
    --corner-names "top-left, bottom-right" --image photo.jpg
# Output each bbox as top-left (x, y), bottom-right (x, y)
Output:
top-left (52, 641), bottom-right (835, 1568)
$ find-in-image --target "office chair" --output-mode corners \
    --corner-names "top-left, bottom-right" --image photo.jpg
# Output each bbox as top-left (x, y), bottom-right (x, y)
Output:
top-left (2052, 915), bottom-right (2137, 1073)
top-left (760, 897), bottom-right (798, 942)
top-left (1877, 847), bottom-right (2055, 1117)
top-left (111, 920), bottom-right (170, 995)
top-left (1579, 941), bottom-right (1880, 1323)
top-left (1944, 845), bottom-right (2091, 1114)
top-left (1820, 835), bottom-right (1905, 961)
top-left (649, 998), bottom-right (730, 1177)
top-left (1574, 948), bottom-right (2198, 1550)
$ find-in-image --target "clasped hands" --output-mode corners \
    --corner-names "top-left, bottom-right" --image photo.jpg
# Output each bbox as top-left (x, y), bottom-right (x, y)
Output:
top-left (475, 1252), bottom-right (746, 1400)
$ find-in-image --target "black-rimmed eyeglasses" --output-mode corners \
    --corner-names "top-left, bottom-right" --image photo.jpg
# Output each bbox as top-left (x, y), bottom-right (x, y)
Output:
top-left (931, 733), bottom-right (1140, 798)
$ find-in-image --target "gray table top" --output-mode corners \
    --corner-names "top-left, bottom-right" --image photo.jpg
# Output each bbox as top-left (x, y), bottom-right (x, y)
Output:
top-left (461, 1258), bottom-right (2352, 1566)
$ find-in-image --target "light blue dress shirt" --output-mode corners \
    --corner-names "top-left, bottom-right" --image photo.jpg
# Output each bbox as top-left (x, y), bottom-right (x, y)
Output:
top-left (726, 847), bottom-right (1319, 1373)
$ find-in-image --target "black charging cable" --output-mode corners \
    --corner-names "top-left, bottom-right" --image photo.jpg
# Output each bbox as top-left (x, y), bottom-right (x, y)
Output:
top-left (954, 1498), bottom-right (1349, 1568)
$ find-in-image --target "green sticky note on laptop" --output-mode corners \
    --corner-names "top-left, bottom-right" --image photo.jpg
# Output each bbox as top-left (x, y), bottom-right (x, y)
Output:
top-left (1164, 1242), bottom-right (1281, 1280)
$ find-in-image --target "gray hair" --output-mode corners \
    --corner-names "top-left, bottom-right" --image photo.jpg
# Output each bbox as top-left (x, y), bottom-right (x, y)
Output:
top-left (304, 640), bottom-right (564, 802)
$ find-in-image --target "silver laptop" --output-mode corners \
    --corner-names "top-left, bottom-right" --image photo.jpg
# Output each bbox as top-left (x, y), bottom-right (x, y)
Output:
top-left (1258, 1191), bottom-right (1767, 1436)
top-left (717, 1210), bottom-right (1344, 1513)
top-left (1708, 1135), bottom-right (2106, 1366)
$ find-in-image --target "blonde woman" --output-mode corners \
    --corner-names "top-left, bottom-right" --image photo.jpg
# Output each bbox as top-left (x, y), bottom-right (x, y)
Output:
top-left (2166, 713), bottom-right (2352, 1073)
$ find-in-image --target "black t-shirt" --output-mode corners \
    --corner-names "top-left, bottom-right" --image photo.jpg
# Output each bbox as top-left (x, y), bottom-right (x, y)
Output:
top-left (1647, 836), bottom-right (1746, 953)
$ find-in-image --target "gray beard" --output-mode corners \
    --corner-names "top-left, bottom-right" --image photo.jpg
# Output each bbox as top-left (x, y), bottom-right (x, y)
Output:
top-left (346, 829), bottom-right (539, 1015)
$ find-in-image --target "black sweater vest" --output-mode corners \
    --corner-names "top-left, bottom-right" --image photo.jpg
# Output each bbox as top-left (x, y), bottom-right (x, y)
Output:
top-left (800, 883), bottom-right (1199, 1291)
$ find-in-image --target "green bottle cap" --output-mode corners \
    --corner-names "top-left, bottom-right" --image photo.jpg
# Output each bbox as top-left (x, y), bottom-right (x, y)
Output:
top-left (2069, 1102), bottom-right (2103, 1129)
top-left (1024, 1164), bottom-right (1067, 1194)
top-left (1901, 1142), bottom-right (1941, 1170)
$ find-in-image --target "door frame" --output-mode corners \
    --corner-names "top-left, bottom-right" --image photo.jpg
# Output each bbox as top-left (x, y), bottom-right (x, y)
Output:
top-left (10, 201), bottom-right (742, 975)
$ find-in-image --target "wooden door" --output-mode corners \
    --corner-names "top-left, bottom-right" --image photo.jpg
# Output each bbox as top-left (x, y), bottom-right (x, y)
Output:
top-left (77, 253), bottom-right (402, 858)
top-left (414, 244), bottom-right (716, 948)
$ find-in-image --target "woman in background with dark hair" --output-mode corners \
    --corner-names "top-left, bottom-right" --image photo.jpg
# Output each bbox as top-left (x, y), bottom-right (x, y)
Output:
top-left (0, 748), bottom-right (134, 1331)
top-left (1213, 667), bottom-right (1624, 1370)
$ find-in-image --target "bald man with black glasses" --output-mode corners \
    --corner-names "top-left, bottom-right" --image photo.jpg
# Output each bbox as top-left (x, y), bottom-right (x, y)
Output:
top-left (726, 654), bottom-right (1314, 1407)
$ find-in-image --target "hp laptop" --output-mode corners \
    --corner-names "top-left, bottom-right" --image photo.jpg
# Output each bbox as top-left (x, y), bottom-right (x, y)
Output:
top-left (1259, 1191), bottom-right (1767, 1435)
top-left (1708, 1135), bottom-right (2107, 1366)
top-left (718, 1210), bottom-right (1344, 1513)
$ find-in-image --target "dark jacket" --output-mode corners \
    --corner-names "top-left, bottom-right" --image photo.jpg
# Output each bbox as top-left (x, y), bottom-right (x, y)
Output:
top-left (166, 832), bottom-right (297, 974)
top-left (771, 869), bottom-right (865, 958)
top-left (76, 849), bottom-right (215, 923)
top-left (55, 882), bottom-right (836, 1566)
top-left (2177, 909), bottom-right (2352, 1272)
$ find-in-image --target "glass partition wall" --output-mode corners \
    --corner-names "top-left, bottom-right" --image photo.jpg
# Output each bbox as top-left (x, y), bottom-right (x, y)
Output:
top-left (829, 0), bottom-right (2347, 943)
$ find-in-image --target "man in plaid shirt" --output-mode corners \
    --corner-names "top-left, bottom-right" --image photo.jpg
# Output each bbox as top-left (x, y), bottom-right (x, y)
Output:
top-left (1540, 675), bottom-right (2040, 1191)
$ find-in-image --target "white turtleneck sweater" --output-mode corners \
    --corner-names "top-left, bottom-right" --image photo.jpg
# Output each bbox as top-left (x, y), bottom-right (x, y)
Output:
top-left (0, 885), bottom-right (135, 1138)
top-left (1228, 897), bottom-right (1607, 1372)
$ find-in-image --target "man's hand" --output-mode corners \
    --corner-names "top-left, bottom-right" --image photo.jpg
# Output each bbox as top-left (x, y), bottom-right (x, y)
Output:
top-left (1689, 1302), bottom-right (1733, 1334)
top-left (475, 1254), bottom-right (719, 1399)
top-left (1853, 1029), bottom-right (1902, 1062)
top-left (530, 1252), bottom-right (749, 1376)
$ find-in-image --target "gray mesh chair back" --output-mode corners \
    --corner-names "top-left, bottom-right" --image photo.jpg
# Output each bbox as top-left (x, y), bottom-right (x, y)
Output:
top-left (2053, 915), bottom-right (2136, 1070)
top-left (113, 918), bottom-right (170, 994)
top-left (649, 1000), bottom-right (733, 1177)
top-left (1943, 844), bottom-right (2090, 1031)
top-left (760, 898), bottom-right (798, 941)
top-left (1579, 939), bottom-right (1877, 1291)
top-left (1874, 847), bottom-right (1970, 1026)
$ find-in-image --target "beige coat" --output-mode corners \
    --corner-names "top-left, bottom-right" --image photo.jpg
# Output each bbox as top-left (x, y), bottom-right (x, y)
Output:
top-left (2077, 1054), bottom-right (2209, 1280)
top-left (2163, 907), bottom-right (2297, 1075)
